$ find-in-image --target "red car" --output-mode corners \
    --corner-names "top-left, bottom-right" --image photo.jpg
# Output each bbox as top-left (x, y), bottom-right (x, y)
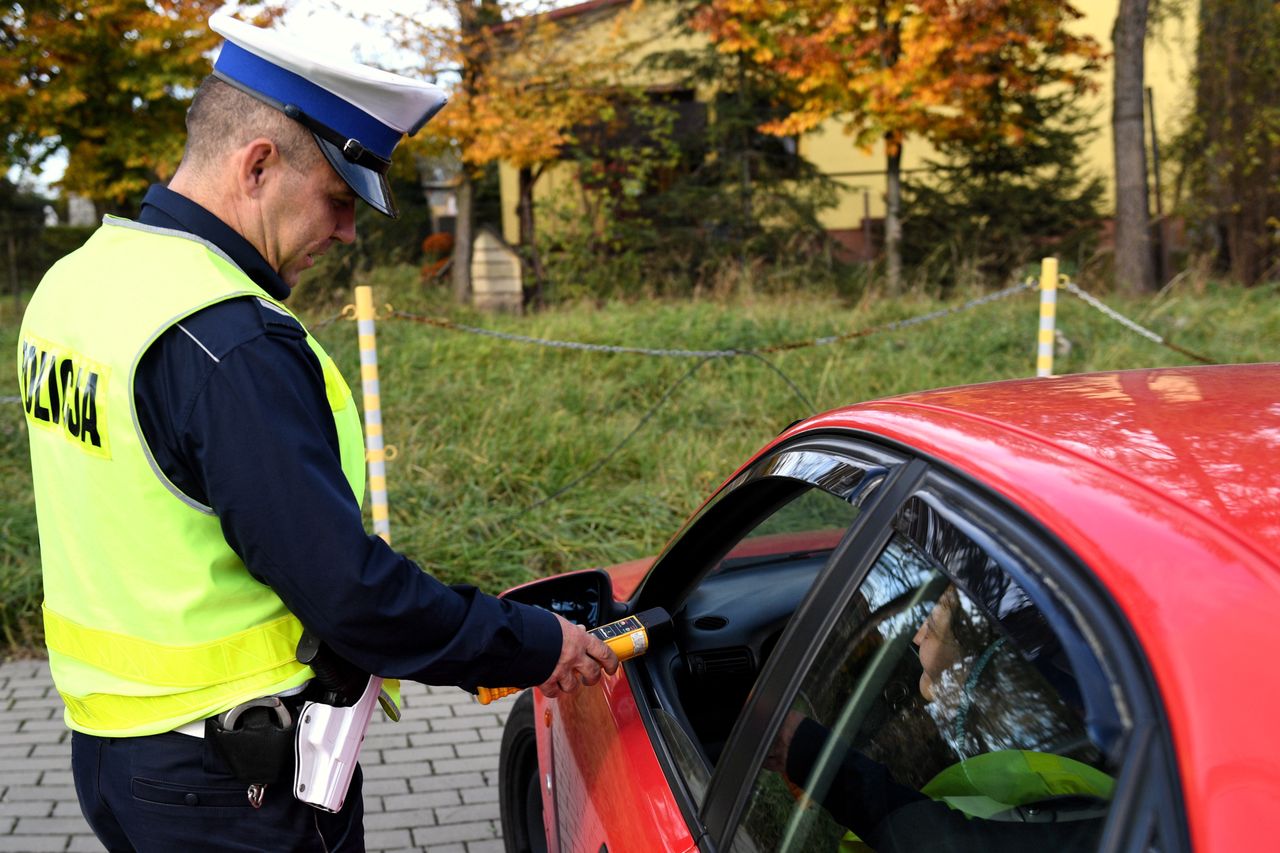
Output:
top-left (496, 364), bottom-right (1280, 853)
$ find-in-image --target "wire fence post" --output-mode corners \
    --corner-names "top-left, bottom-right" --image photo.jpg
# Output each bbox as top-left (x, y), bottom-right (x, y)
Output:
top-left (355, 285), bottom-right (391, 544)
top-left (1037, 257), bottom-right (1059, 377)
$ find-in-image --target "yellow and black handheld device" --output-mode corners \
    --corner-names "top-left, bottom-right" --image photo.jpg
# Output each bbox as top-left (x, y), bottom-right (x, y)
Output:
top-left (475, 608), bottom-right (670, 705)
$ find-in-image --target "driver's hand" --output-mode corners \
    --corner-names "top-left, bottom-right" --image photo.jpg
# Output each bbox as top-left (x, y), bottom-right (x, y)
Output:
top-left (764, 710), bottom-right (805, 775)
top-left (537, 614), bottom-right (620, 698)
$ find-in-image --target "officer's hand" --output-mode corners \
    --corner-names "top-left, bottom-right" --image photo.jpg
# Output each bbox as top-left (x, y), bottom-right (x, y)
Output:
top-left (537, 615), bottom-right (620, 699)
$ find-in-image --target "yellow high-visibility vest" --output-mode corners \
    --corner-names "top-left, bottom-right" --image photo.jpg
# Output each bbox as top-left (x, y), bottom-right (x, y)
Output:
top-left (18, 217), bottom-right (366, 736)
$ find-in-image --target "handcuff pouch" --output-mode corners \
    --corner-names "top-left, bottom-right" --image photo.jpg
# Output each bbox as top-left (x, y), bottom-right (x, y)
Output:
top-left (205, 696), bottom-right (296, 785)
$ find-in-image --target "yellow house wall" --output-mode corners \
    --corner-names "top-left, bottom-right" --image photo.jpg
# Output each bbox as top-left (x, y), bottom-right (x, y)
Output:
top-left (801, 0), bottom-right (1198, 230)
top-left (500, 0), bottom-right (1198, 243)
top-left (500, 0), bottom-right (705, 243)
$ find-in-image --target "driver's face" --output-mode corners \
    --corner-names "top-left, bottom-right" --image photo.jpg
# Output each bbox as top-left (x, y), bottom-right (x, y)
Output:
top-left (913, 593), bottom-right (964, 701)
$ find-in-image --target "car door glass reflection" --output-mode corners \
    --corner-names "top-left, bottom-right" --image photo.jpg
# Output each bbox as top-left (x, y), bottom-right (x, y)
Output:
top-left (735, 497), bottom-right (1118, 852)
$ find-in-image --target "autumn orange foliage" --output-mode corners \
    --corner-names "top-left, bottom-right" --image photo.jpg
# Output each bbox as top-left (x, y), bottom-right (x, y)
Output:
top-left (420, 232), bottom-right (455, 281)
top-left (690, 0), bottom-right (1103, 286)
top-left (1, 1), bottom-right (283, 206)
top-left (690, 0), bottom-right (1102, 151)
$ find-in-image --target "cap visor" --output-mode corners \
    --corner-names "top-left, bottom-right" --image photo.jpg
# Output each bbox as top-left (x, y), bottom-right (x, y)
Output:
top-left (314, 135), bottom-right (398, 218)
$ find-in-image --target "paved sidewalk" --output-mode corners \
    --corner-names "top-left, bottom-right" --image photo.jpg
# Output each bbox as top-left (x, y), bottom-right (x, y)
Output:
top-left (0, 659), bottom-right (515, 853)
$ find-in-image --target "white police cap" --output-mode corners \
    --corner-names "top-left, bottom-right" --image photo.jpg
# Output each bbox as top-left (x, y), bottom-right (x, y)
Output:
top-left (209, 13), bottom-right (448, 218)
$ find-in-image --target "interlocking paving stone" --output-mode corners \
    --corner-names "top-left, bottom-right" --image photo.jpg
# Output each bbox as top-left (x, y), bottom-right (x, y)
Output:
top-left (466, 840), bottom-right (505, 853)
top-left (412, 821), bottom-right (499, 847)
top-left (409, 773), bottom-right (486, 794)
top-left (0, 660), bottom-right (518, 852)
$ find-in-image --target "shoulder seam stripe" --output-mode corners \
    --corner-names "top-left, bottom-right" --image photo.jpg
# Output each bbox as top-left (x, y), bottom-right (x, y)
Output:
top-left (176, 323), bottom-right (221, 364)
top-left (256, 297), bottom-right (292, 317)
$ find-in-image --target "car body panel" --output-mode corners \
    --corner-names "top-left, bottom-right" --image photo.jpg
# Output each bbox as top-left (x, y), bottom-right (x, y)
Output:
top-left (602, 557), bottom-right (653, 602)
top-left (763, 365), bottom-right (1280, 851)
top-left (511, 364), bottom-right (1280, 853)
top-left (536, 668), bottom-right (699, 853)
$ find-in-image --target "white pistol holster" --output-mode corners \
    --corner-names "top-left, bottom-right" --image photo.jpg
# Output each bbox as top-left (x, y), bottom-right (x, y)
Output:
top-left (293, 674), bottom-right (399, 812)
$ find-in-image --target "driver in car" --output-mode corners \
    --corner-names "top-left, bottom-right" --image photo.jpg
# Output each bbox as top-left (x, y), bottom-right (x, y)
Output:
top-left (764, 584), bottom-right (1114, 852)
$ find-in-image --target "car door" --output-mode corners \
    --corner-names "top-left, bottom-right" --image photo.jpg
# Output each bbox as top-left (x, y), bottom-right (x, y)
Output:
top-left (698, 461), bottom-right (1187, 853)
top-left (545, 437), bottom-right (903, 853)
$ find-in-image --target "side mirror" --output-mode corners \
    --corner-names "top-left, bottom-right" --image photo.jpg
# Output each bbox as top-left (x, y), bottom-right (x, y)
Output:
top-left (499, 569), bottom-right (616, 629)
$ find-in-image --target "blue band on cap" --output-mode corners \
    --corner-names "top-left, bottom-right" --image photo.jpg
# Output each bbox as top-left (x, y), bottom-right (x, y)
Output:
top-left (214, 41), bottom-right (401, 160)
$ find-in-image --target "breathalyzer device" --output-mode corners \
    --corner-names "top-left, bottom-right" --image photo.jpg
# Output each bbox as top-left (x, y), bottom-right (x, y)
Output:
top-left (475, 608), bottom-right (669, 705)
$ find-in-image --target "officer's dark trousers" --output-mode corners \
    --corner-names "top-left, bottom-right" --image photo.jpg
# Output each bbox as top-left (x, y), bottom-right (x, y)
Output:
top-left (71, 730), bottom-right (364, 852)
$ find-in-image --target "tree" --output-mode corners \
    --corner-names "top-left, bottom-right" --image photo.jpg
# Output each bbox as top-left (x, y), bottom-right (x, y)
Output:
top-left (0, 178), bottom-right (48, 306)
top-left (902, 94), bottom-right (1104, 288)
top-left (633, 26), bottom-right (842, 285)
top-left (1172, 0), bottom-right (1280, 285)
top-left (1112, 0), bottom-right (1156, 292)
top-left (690, 0), bottom-right (1102, 291)
top-left (447, 0), bottom-right (504, 304)
top-left (396, 1), bottom-right (634, 306)
top-left (0, 1), bottom-right (277, 211)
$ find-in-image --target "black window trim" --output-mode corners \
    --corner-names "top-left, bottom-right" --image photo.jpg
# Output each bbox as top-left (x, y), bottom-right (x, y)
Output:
top-left (633, 435), bottom-right (900, 614)
top-left (622, 435), bottom-right (906, 849)
top-left (699, 456), bottom-right (931, 843)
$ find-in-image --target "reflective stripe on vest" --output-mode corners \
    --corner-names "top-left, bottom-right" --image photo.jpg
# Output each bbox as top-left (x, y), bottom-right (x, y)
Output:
top-left (19, 218), bottom-right (366, 736)
top-left (43, 608), bottom-right (304, 689)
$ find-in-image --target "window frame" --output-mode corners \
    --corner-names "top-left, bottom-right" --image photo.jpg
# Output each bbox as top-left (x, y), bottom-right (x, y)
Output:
top-left (622, 434), bottom-right (904, 845)
top-left (694, 434), bottom-right (1188, 853)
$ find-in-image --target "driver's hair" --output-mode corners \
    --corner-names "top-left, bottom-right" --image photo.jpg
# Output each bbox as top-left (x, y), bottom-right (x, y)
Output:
top-left (181, 76), bottom-right (322, 175)
top-left (942, 591), bottom-right (1090, 759)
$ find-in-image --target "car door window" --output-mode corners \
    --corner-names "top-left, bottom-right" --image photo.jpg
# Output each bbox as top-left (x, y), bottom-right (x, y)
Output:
top-left (657, 476), bottom-right (872, 807)
top-left (732, 495), bottom-right (1117, 853)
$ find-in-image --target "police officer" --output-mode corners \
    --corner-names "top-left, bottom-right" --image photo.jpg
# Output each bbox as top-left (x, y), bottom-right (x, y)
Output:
top-left (17, 13), bottom-right (617, 851)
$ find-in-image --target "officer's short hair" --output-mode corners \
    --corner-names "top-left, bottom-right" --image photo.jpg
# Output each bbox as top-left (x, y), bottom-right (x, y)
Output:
top-left (183, 76), bottom-right (322, 174)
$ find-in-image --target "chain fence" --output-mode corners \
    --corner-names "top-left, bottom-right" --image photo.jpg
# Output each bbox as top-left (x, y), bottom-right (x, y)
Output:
top-left (1, 273), bottom-right (1235, 524)
top-left (1060, 279), bottom-right (1214, 364)
top-left (1, 277), bottom-right (1222, 412)
top-left (386, 280), bottom-right (1034, 359)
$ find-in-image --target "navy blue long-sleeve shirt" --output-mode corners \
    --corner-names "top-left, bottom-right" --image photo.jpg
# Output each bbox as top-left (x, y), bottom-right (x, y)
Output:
top-left (132, 184), bottom-right (561, 692)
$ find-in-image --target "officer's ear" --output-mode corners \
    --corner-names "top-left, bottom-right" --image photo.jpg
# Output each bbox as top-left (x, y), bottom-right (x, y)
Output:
top-left (236, 137), bottom-right (281, 199)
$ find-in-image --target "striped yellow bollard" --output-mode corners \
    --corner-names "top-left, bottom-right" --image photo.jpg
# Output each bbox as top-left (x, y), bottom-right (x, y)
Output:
top-left (1036, 257), bottom-right (1058, 378)
top-left (354, 286), bottom-right (391, 544)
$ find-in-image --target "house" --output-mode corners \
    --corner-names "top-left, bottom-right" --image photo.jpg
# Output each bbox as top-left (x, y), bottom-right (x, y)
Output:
top-left (494, 0), bottom-right (1196, 259)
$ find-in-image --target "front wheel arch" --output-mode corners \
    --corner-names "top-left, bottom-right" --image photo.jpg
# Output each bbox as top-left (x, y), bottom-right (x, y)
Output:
top-left (499, 689), bottom-right (548, 853)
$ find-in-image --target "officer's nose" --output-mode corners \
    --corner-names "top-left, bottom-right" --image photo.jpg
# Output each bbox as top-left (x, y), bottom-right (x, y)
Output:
top-left (334, 204), bottom-right (356, 245)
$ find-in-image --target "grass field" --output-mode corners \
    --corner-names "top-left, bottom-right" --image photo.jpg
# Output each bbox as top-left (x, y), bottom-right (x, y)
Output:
top-left (2, 267), bottom-right (1277, 653)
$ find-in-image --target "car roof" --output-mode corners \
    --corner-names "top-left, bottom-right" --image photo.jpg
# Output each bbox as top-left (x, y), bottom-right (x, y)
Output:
top-left (787, 363), bottom-right (1280, 565)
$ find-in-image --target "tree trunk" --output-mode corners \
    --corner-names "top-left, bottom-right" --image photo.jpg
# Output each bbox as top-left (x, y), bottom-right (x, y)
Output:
top-left (884, 141), bottom-right (903, 293)
top-left (1113, 0), bottom-right (1156, 293)
top-left (452, 173), bottom-right (473, 304)
top-left (517, 166), bottom-right (547, 307)
top-left (8, 229), bottom-right (20, 311)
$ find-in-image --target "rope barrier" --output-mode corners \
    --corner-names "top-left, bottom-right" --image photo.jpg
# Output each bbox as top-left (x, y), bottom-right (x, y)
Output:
top-left (385, 280), bottom-right (1034, 359)
top-left (516, 355), bottom-right (720, 516)
top-left (0, 276), bottom-right (1220, 411)
top-left (308, 310), bottom-right (348, 331)
top-left (1060, 279), bottom-right (1216, 365)
top-left (370, 284), bottom-right (1032, 515)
